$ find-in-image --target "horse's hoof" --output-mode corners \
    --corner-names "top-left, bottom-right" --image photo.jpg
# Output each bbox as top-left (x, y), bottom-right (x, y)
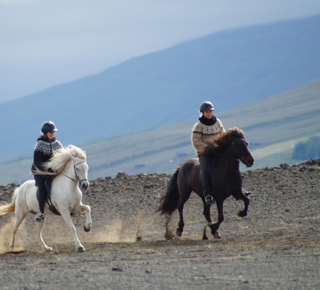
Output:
top-left (84, 224), bottom-right (91, 232)
top-left (164, 231), bottom-right (175, 240)
top-left (45, 247), bottom-right (53, 252)
top-left (77, 246), bottom-right (85, 252)
top-left (176, 229), bottom-right (182, 237)
top-left (202, 235), bottom-right (209, 240)
top-left (213, 231), bottom-right (222, 239)
top-left (238, 211), bottom-right (247, 217)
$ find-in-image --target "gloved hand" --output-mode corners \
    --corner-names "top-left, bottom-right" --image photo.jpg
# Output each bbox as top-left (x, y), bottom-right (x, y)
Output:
top-left (205, 144), bottom-right (216, 155)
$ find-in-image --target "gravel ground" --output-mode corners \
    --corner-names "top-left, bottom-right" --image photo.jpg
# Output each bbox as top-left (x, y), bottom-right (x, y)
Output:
top-left (0, 160), bottom-right (319, 289)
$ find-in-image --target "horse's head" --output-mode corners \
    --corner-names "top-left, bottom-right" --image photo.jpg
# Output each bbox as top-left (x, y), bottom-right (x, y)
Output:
top-left (71, 155), bottom-right (90, 189)
top-left (231, 138), bottom-right (254, 167)
top-left (44, 145), bottom-right (90, 189)
top-left (218, 128), bottom-right (254, 167)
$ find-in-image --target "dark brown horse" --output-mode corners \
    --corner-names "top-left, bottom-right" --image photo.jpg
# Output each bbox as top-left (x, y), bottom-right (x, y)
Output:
top-left (157, 127), bottom-right (254, 239)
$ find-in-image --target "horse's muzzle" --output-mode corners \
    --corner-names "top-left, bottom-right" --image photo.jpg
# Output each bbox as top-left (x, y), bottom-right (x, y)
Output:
top-left (81, 181), bottom-right (90, 190)
top-left (244, 156), bottom-right (254, 167)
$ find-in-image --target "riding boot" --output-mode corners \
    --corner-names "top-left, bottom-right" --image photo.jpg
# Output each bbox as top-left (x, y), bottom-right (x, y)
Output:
top-left (204, 188), bottom-right (215, 205)
top-left (35, 193), bottom-right (46, 222)
top-left (203, 175), bottom-right (215, 205)
top-left (35, 212), bottom-right (45, 222)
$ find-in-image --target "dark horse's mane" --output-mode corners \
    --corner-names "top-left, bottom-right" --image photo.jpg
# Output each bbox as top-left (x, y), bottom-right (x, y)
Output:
top-left (205, 127), bottom-right (245, 155)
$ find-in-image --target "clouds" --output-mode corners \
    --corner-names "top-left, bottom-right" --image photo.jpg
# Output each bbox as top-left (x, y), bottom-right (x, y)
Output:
top-left (0, 0), bottom-right (319, 102)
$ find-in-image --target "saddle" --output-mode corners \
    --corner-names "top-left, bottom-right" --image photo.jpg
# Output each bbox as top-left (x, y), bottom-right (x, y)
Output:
top-left (36, 177), bottom-right (61, 216)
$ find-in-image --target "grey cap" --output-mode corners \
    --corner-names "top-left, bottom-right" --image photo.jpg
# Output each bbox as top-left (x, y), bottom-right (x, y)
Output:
top-left (199, 101), bottom-right (214, 112)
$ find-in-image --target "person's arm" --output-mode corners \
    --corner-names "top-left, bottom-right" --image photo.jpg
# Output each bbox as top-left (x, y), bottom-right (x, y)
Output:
top-left (191, 123), bottom-right (208, 154)
top-left (33, 149), bottom-right (46, 172)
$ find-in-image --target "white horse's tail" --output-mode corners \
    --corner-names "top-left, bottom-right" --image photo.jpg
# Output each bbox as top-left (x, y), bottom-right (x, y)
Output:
top-left (0, 188), bottom-right (18, 215)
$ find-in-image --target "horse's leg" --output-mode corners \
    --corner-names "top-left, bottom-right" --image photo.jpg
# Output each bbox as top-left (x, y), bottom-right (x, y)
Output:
top-left (237, 193), bottom-right (250, 217)
top-left (208, 200), bottom-right (224, 239)
top-left (60, 209), bottom-right (85, 252)
top-left (176, 187), bottom-right (192, 237)
top-left (176, 202), bottom-right (185, 237)
top-left (203, 203), bottom-right (212, 223)
top-left (36, 216), bottom-right (53, 251)
top-left (202, 224), bottom-right (209, 240)
top-left (164, 214), bottom-right (174, 240)
top-left (80, 204), bottom-right (92, 232)
top-left (9, 211), bottom-right (27, 251)
top-left (202, 201), bottom-right (212, 240)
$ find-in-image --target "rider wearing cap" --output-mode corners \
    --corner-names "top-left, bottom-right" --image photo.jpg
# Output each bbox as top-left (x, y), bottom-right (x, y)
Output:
top-left (191, 101), bottom-right (225, 205)
top-left (31, 121), bottom-right (63, 222)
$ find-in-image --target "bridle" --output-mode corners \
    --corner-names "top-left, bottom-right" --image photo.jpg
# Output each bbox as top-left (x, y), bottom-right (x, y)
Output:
top-left (216, 138), bottom-right (246, 161)
top-left (231, 138), bottom-right (248, 162)
top-left (62, 160), bottom-right (88, 184)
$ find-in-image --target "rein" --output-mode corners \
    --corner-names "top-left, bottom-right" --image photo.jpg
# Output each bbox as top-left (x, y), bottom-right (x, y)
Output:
top-left (61, 174), bottom-right (77, 182)
top-left (231, 138), bottom-right (247, 161)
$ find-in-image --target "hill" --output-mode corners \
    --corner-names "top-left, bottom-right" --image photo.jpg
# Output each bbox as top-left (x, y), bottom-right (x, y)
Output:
top-left (84, 78), bottom-right (320, 178)
top-left (0, 15), bottom-right (319, 164)
top-left (1, 78), bottom-right (319, 184)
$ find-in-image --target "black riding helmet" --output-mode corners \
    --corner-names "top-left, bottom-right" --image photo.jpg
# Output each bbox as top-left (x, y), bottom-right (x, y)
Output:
top-left (41, 121), bottom-right (58, 133)
top-left (199, 101), bottom-right (214, 112)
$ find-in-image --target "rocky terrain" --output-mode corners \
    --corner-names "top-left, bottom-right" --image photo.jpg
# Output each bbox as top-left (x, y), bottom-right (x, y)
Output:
top-left (0, 160), bottom-right (319, 289)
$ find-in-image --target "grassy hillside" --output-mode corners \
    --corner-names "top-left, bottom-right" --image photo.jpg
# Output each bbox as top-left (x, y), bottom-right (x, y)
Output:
top-left (1, 78), bottom-right (319, 185)
top-left (0, 15), bottom-right (319, 164)
top-left (85, 78), bottom-right (320, 179)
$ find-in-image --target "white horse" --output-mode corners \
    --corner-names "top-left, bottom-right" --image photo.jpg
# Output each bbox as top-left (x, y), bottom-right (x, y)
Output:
top-left (0, 145), bottom-right (92, 252)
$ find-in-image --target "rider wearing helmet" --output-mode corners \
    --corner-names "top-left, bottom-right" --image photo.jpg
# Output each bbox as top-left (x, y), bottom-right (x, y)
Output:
top-left (31, 121), bottom-right (63, 222)
top-left (191, 101), bottom-right (225, 205)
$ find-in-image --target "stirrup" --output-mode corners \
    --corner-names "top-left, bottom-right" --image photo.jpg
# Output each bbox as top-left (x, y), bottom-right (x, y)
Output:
top-left (35, 213), bottom-right (45, 222)
top-left (205, 195), bottom-right (215, 205)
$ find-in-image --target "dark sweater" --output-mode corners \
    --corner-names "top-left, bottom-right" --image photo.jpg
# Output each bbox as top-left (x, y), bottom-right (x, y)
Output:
top-left (31, 136), bottom-right (63, 173)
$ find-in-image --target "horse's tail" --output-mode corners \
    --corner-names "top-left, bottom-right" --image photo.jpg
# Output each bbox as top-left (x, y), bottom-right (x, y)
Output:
top-left (0, 188), bottom-right (18, 215)
top-left (157, 167), bottom-right (180, 215)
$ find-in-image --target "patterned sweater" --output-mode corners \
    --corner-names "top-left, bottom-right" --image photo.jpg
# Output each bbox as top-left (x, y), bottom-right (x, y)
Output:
top-left (191, 117), bottom-right (225, 156)
top-left (31, 136), bottom-right (63, 173)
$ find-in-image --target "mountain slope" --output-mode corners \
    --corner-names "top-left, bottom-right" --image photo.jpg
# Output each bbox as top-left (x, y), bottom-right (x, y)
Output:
top-left (1, 78), bottom-right (319, 185)
top-left (0, 15), bottom-right (319, 164)
top-left (84, 78), bottom-right (320, 178)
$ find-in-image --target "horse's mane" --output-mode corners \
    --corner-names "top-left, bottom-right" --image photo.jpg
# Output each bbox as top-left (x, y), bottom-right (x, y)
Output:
top-left (39, 145), bottom-right (87, 175)
top-left (205, 127), bottom-right (245, 155)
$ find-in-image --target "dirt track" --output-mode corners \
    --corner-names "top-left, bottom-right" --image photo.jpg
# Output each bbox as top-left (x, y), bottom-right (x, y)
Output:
top-left (0, 161), bottom-right (319, 289)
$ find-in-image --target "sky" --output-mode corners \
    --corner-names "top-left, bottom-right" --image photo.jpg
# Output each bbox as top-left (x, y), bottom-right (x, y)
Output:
top-left (0, 0), bottom-right (319, 103)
